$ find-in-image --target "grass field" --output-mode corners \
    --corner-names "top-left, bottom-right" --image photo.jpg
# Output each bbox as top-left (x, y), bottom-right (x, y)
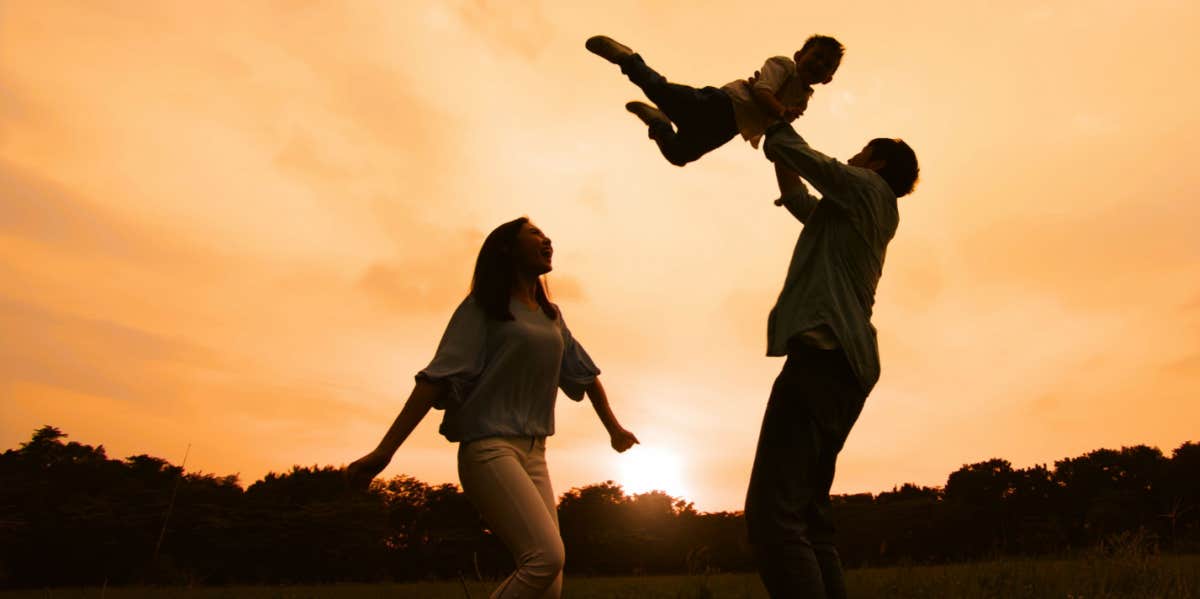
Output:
top-left (4, 555), bottom-right (1196, 598)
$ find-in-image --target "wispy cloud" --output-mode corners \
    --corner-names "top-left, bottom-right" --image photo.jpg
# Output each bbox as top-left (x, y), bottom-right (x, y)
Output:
top-left (454, 0), bottom-right (555, 60)
top-left (0, 297), bottom-right (220, 403)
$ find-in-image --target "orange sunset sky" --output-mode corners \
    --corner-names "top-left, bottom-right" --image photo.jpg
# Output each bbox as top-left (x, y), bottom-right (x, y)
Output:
top-left (2, 1), bottom-right (1198, 512)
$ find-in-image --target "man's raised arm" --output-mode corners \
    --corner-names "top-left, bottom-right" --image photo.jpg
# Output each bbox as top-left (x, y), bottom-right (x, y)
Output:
top-left (773, 162), bottom-right (818, 223)
top-left (763, 123), bottom-right (852, 199)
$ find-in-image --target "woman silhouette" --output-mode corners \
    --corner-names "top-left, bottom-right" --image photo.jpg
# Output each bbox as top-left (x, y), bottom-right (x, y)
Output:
top-left (347, 217), bottom-right (638, 598)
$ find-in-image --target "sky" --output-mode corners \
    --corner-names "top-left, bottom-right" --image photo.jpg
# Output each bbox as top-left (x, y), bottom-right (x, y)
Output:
top-left (2, 0), bottom-right (1198, 512)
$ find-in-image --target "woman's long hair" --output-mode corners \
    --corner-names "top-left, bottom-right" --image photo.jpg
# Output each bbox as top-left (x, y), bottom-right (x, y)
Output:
top-left (470, 217), bottom-right (557, 321)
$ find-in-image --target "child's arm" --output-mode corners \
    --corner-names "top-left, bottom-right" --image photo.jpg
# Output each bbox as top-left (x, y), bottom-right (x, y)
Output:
top-left (752, 85), bottom-right (790, 121)
top-left (783, 89), bottom-right (811, 120)
top-left (749, 57), bottom-right (808, 122)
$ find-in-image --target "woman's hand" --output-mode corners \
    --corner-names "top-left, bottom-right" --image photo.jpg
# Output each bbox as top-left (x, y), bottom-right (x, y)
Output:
top-left (345, 449), bottom-right (391, 490)
top-left (609, 428), bottom-right (640, 453)
top-left (345, 382), bottom-right (438, 491)
top-left (583, 378), bottom-right (638, 453)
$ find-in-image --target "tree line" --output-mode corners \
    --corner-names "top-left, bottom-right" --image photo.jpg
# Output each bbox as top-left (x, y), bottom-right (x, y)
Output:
top-left (1, 426), bottom-right (1197, 588)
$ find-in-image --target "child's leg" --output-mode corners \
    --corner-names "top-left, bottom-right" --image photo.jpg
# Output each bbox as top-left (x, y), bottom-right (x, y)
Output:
top-left (627, 99), bottom-right (738, 167)
top-left (619, 55), bottom-right (739, 165)
top-left (618, 54), bottom-right (706, 125)
top-left (619, 54), bottom-right (739, 165)
top-left (654, 122), bottom-right (739, 167)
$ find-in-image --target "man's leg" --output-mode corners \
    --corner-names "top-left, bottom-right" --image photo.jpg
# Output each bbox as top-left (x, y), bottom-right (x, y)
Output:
top-left (804, 347), bottom-right (866, 599)
top-left (807, 451), bottom-right (848, 599)
top-left (745, 357), bottom-right (827, 597)
top-left (745, 345), bottom-right (866, 599)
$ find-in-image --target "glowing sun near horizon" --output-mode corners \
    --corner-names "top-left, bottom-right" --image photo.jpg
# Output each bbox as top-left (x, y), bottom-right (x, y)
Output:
top-left (618, 446), bottom-right (689, 499)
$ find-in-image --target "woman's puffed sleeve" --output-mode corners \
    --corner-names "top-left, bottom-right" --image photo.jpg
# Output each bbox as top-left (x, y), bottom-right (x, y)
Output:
top-left (416, 297), bottom-right (487, 410)
top-left (556, 309), bottom-right (600, 401)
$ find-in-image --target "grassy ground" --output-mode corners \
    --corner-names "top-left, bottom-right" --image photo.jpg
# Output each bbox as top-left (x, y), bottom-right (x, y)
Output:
top-left (3, 555), bottom-right (1196, 598)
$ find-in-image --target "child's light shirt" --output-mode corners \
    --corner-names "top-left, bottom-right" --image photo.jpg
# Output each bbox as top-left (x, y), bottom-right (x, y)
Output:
top-left (722, 56), bottom-right (814, 149)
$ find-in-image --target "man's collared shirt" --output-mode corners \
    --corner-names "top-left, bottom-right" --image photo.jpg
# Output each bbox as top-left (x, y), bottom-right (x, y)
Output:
top-left (764, 125), bottom-right (899, 392)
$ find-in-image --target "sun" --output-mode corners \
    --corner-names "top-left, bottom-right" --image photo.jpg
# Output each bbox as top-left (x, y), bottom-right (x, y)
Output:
top-left (618, 446), bottom-right (689, 499)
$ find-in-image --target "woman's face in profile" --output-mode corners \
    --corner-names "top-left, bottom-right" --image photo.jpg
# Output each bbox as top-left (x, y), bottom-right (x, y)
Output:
top-left (514, 221), bottom-right (553, 276)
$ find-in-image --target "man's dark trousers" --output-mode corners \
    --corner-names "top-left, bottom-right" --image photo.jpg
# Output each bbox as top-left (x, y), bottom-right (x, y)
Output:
top-left (745, 340), bottom-right (867, 599)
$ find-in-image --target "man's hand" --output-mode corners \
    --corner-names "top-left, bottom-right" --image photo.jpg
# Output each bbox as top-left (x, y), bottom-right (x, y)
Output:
top-left (609, 428), bottom-right (640, 453)
top-left (345, 449), bottom-right (391, 490)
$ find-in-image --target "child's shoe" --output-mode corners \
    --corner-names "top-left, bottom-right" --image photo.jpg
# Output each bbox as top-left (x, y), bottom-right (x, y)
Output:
top-left (586, 35), bottom-right (635, 64)
top-left (625, 101), bottom-right (672, 139)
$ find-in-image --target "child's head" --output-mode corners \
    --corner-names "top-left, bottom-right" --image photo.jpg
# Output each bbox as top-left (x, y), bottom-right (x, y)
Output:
top-left (794, 35), bottom-right (844, 85)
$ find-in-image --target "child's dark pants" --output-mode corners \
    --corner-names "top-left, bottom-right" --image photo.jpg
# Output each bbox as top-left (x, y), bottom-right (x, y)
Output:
top-left (618, 54), bottom-right (739, 166)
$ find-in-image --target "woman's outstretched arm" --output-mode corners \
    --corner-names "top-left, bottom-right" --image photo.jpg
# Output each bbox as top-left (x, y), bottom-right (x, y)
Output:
top-left (346, 379), bottom-right (442, 489)
top-left (585, 377), bottom-right (639, 452)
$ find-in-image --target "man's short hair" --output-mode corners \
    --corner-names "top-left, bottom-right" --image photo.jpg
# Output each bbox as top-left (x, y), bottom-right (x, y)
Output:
top-left (867, 138), bottom-right (919, 197)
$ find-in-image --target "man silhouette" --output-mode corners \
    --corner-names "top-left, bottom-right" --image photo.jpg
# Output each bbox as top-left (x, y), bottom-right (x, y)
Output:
top-left (746, 121), bottom-right (919, 598)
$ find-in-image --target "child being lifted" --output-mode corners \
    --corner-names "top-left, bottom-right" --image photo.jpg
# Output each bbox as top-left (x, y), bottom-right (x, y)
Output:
top-left (586, 34), bottom-right (843, 166)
